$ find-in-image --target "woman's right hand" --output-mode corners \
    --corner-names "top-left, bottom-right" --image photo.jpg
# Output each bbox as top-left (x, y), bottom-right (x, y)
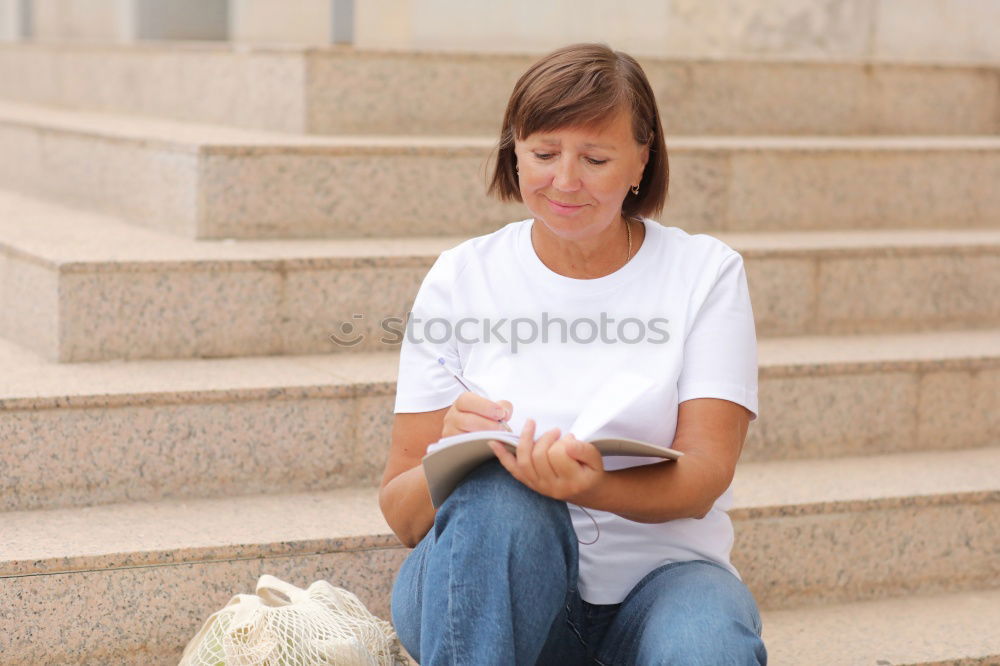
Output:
top-left (441, 392), bottom-right (513, 438)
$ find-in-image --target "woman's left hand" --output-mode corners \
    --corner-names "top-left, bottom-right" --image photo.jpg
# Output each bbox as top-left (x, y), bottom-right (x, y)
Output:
top-left (489, 419), bottom-right (604, 503)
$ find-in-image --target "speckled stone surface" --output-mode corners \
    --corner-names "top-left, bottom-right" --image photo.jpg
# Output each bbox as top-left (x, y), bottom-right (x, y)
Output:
top-left (2, 102), bottom-right (1000, 240)
top-left (0, 489), bottom-right (407, 661)
top-left (197, 147), bottom-right (527, 239)
top-left (0, 249), bottom-right (60, 360)
top-left (3, 328), bottom-right (998, 511)
top-left (815, 253), bottom-right (1000, 335)
top-left (0, 100), bottom-right (527, 239)
top-left (0, 44), bottom-right (311, 132)
top-left (0, 547), bottom-right (407, 665)
top-left (762, 589), bottom-right (1000, 666)
top-left (722, 229), bottom-right (1000, 336)
top-left (209, 138), bottom-right (1000, 237)
top-left (0, 337), bottom-right (399, 511)
top-left (2, 447), bottom-right (997, 662)
top-left (0, 487), bottom-right (397, 576)
top-left (0, 114), bottom-right (201, 237)
top-left (731, 446), bottom-right (1000, 609)
top-left (678, 137), bottom-right (1000, 233)
top-left (639, 57), bottom-right (1000, 137)
top-left (1, 44), bottom-right (997, 136)
top-left (2, 190), bottom-right (999, 361)
top-left (749, 330), bottom-right (1000, 460)
top-left (917, 368), bottom-right (1000, 452)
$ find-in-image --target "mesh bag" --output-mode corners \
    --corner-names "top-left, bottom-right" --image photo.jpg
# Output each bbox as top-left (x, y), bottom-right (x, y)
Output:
top-left (178, 574), bottom-right (407, 666)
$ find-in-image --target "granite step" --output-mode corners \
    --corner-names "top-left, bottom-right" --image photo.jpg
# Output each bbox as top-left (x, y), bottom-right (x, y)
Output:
top-left (2, 328), bottom-right (998, 513)
top-left (2, 446), bottom-right (997, 664)
top-left (762, 589), bottom-right (1000, 666)
top-left (2, 190), bottom-right (999, 362)
top-left (729, 446), bottom-right (1000, 608)
top-left (0, 43), bottom-right (997, 136)
top-left (0, 487), bottom-right (406, 665)
top-left (1, 101), bottom-right (999, 239)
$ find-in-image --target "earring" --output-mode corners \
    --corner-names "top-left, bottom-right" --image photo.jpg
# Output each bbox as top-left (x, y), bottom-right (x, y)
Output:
top-left (630, 184), bottom-right (640, 195)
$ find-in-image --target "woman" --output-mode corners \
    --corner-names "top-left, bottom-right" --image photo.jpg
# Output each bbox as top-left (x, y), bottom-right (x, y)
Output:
top-left (379, 43), bottom-right (766, 665)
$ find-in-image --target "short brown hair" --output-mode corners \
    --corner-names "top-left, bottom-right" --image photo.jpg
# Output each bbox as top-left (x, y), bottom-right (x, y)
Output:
top-left (488, 43), bottom-right (668, 219)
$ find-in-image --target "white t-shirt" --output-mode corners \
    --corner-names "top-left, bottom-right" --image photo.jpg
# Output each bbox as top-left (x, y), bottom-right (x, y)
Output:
top-left (394, 218), bottom-right (759, 604)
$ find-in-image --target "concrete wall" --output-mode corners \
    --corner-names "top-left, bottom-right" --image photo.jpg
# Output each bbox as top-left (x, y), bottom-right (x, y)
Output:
top-left (30, 0), bottom-right (133, 42)
top-left (353, 0), bottom-right (1000, 64)
top-left (872, 0), bottom-right (1000, 63)
top-left (229, 0), bottom-right (352, 44)
top-left (29, 0), bottom-right (226, 42)
top-left (135, 0), bottom-right (228, 41)
top-left (0, 0), bottom-right (30, 41)
top-left (8, 0), bottom-right (999, 64)
top-left (230, 0), bottom-right (331, 43)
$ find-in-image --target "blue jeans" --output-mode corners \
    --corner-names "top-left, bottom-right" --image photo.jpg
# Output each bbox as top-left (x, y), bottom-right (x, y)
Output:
top-left (391, 461), bottom-right (767, 665)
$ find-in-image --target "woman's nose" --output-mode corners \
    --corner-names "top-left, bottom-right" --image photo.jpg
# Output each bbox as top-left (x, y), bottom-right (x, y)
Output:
top-left (552, 157), bottom-right (581, 192)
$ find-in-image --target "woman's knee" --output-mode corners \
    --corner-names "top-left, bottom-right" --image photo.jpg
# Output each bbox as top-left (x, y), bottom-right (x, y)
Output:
top-left (601, 561), bottom-right (766, 665)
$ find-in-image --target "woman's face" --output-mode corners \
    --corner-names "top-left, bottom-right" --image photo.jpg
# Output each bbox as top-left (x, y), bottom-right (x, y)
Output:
top-left (513, 109), bottom-right (649, 243)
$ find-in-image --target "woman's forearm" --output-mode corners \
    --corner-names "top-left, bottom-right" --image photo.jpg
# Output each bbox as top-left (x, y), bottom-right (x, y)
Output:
top-left (379, 465), bottom-right (437, 548)
top-left (576, 453), bottom-right (733, 523)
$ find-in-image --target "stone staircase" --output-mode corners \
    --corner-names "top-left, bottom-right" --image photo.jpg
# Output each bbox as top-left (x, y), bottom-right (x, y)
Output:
top-left (0, 41), bottom-right (998, 665)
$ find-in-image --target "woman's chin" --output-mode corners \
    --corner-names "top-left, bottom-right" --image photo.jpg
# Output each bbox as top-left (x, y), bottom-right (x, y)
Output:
top-left (531, 214), bottom-right (612, 242)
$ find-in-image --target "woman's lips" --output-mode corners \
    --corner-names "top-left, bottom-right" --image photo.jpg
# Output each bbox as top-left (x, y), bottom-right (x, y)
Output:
top-left (546, 197), bottom-right (586, 215)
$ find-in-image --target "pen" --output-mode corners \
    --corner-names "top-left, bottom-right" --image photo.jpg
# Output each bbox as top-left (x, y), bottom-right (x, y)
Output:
top-left (437, 358), bottom-right (512, 432)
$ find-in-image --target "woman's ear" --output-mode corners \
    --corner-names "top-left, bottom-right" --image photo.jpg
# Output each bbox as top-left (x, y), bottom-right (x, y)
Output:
top-left (636, 143), bottom-right (650, 183)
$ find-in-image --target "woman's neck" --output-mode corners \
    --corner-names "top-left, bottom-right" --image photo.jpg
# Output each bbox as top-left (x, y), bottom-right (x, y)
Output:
top-left (530, 217), bottom-right (644, 279)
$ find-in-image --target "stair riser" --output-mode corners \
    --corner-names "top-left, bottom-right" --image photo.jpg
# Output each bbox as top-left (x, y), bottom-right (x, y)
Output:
top-left (3, 360), bottom-right (997, 512)
top-left (733, 498), bottom-right (1000, 610)
top-left (0, 393), bottom-right (394, 512)
top-left (3, 245), bottom-right (998, 363)
top-left (748, 364), bottom-right (1000, 463)
top-left (2, 118), bottom-right (999, 239)
top-left (4, 497), bottom-right (995, 663)
top-left (0, 45), bottom-right (311, 133)
top-left (1, 47), bottom-right (998, 136)
top-left (0, 546), bottom-right (408, 666)
top-left (0, 122), bottom-right (201, 237)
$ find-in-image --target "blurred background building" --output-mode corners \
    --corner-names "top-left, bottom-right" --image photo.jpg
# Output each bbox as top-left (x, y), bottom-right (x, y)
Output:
top-left (3, 0), bottom-right (1000, 63)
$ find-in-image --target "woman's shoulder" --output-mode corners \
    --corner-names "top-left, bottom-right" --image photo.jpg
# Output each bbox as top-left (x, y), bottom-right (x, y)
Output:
top-left (644, 220), bottom-right (743, 266)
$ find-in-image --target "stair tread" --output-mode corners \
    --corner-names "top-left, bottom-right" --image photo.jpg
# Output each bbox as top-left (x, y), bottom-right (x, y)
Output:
top-left (757, 329), bottom-right (1000, 372)
top-left (2, 328), bottom-right (999, 407)
top-left (0, 486), bottom-right (394, 577)
top-left (0, 99), bottom-right (494, 150)
top-left (732, 446), bottom-right (1000, 518)
top-left (2, 189), bottom-right (999, 270)
top-left (0, 189), bottom-right (467, 265)
top-left (762, 588), bottom-right (1000, 666)
top-left (3, 99), bottom-right (1000, 151)
top-left (3, 446), bottom-right (996, 578)
top-left (7, 39), bottom-right (1000, 67)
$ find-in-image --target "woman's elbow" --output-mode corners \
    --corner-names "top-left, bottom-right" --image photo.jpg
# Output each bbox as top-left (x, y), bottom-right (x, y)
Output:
top-left (690, 501), bottom-right (714, 520)
top-left (395, 530), bottom-right (421, 549)
top-left (379, 489), bottom-right (432, 548)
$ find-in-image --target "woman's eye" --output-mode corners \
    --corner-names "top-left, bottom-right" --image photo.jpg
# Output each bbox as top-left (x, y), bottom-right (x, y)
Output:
top-left (586, 158), bottom-right (608, 166)
top-left (533, 152), bottom-right (554, 160)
